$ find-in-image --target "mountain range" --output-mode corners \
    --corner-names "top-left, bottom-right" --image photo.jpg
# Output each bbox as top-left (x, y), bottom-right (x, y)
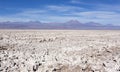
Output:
top-left (0, 20), bottom-right (120, 30)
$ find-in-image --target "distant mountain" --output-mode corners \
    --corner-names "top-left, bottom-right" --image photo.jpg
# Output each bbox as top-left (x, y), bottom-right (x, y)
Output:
top-left (85, 22), bottom-right (102, 26)
top-left (0, 20), bottom-right (120, 30)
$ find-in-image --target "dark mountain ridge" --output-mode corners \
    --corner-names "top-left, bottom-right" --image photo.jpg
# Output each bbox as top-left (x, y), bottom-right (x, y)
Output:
top-left (0, 20), bottom-right (120, 30)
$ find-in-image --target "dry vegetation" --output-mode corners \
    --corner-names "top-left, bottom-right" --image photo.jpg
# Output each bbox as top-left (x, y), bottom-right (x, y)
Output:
top-left (0, 30), bottom-right (120, 72)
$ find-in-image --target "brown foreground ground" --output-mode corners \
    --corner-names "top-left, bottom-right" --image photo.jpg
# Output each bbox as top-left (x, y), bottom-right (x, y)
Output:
top-left (0, 30), bottom-right (120, 72)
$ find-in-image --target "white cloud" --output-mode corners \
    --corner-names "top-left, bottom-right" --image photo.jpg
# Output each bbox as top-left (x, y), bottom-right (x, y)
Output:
top-left (95, 4), bottom-right (120, 11)
top-left (72, 11), bottom-right (120, 18)
top-left (70, 0), bottom-right (84, 4)
top-left (0, 17), bottom-right (31, 22)
top-left (46, 5), bottom-right (84, 12)
top-left (70, 0), bottom-right (94, 5)
top-left (0, 10), bottom-right (120, 25)
top-left (0, 4), bottom-right (120, 25)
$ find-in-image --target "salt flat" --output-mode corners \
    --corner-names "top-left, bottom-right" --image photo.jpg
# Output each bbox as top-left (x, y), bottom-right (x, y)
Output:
top-left (0, 30), bottom-right (120, 72)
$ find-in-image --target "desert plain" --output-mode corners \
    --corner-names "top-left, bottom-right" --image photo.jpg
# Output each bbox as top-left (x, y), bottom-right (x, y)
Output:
top-left (0, 30), bottom-right (120, 72)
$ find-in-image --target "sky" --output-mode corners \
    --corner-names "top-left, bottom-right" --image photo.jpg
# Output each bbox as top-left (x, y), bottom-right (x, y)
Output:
top-left (0, 0), bottom-right (120, 25)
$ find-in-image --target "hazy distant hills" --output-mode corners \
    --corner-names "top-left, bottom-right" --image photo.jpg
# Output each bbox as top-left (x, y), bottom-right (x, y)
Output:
top-left (0, 20), bottom-right (120, 30)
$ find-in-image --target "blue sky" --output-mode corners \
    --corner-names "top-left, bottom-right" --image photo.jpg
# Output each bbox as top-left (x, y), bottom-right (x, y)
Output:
top-left (0, 0), bottom-right (120, 25)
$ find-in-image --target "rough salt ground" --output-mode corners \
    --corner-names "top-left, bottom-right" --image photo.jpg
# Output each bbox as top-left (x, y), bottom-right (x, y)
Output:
top-left (0, 30), bottom-right (120, 72)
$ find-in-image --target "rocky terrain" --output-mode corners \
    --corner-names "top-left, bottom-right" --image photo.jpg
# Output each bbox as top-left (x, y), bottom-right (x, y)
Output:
top-left (0, 30), bottom-right (120, 72)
